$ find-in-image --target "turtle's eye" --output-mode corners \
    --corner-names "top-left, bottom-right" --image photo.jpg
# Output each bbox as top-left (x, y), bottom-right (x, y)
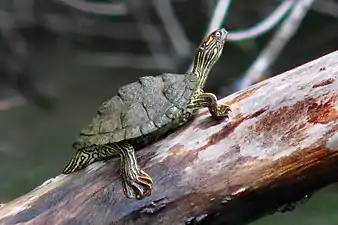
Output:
top-left (215, 31), bottom-right (221, 37)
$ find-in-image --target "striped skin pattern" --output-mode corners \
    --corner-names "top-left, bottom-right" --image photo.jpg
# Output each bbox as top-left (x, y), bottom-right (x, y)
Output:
top-left (189, 28), bottom-right (231, 118)
top-left (62, 28), bottom-right (230, 200)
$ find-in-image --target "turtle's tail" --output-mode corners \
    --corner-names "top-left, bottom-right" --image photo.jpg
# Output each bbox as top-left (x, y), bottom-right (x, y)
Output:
top-left (62, 150), bottom-right (96, 174)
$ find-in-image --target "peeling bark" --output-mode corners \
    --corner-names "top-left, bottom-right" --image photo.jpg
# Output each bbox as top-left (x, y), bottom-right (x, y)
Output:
top-left (1, 51), bottom-right (338, 225)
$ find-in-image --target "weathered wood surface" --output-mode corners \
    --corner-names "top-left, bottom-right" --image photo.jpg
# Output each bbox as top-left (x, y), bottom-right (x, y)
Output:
top-left (1, 51), bottom-right (338, 225)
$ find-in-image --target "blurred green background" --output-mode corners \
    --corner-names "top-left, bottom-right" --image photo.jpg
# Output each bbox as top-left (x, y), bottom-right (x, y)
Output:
top-left (1, 0), bottom-right (338, 224)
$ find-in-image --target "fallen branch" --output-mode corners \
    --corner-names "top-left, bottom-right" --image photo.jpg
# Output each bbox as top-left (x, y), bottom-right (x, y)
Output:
top-left (1, 51), bottom-right (338, 225)
top-left (0, 96), bottom-right (26, 111)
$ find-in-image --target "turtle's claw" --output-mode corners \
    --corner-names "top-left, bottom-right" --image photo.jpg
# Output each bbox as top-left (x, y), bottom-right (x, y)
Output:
top-left (211, 104), bottom-right (231, 119)
top-left (122, 169), bottom-right (153, 199)
top-left (218, 104), bottom-right (231, 116)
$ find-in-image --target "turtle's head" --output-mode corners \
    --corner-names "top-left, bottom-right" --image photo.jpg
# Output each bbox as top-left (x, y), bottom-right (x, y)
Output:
top-left (192, 28), bottom-right (227, 88)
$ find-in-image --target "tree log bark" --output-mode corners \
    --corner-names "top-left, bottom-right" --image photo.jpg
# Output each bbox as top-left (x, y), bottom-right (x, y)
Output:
top-left (1, 51), bottom-right (338, 225)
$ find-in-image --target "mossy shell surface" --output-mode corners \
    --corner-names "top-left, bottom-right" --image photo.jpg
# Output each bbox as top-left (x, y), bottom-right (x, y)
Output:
top-left (73, 73), bottom-right (199, 149)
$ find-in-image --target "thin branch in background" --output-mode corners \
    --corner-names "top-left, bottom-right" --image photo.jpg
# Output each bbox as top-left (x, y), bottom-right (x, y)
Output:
top-left (75, 52), bottom-right (177, 71)
top-left (203, 0), bottom-right (232, 37)
top-left (226, 0), bottom-right (295, 41)
top-left (1, 27), bottom-right (28, 60)
top-left (154, 0), bottom-right (191, 59)
top-left (187, 0), bottom-right (232, 72)
top-left (0, 11), bottom-right (13, 29)
top-left (57, 0), bottom-right (127, 16)
top-left (12, 0), bottom-right (35, 26)
top-left (42, 15), bottom-right (165, 41)
top-left (132, 11), bottom-right (178, 71)
top-left (0, 4), bottom-right (54, 111)
top-left (203, 0), bottom-right (217, 16)
top-left (312, 0), bottom-right (338, 18)
top-left (238, 0), bottom-right (315, 90)
top-left (0, 96), bottom-right (26, 111)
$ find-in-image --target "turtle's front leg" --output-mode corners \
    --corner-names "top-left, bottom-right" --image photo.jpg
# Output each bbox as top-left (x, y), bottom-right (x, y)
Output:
top-left (106, 143), bottom-right (153, 199)
top-left (190, 92), bottom-right (231, 119)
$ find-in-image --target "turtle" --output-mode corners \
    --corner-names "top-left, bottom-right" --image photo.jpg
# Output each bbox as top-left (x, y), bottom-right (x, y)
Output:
top-left (62, 28), bottom-right (231, 199)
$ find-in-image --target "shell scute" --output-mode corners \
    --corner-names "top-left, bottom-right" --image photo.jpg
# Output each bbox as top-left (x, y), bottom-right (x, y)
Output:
top-left (125, 126), bottom-right (142, 140)
top-left (165, 105), bottom-right (179, 119)
top-left (140, 121), bottom-right (157, 135)
top-left (75, 73), bottom-right (199, 148)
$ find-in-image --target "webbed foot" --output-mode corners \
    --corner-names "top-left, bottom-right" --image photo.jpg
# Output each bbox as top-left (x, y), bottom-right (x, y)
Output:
top-left (108, 143), bottom-right (153, 199)
top-left (121, 169), bottom-right (153, 199)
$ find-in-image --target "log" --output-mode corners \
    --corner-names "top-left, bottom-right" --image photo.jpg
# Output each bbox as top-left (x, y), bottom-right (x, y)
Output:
top-left (1, 51), bottom-right (338, 225)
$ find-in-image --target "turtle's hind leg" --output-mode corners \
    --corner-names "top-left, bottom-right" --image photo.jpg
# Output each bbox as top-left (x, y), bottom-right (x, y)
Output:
top-left (107, 143), bottom-right (153, 199)
top-left (190, 92), bottom-right (231, 119)
top-left (62, 143), bottom-right (152, 199)
top-left (62, 148), bottom-right (98, 174)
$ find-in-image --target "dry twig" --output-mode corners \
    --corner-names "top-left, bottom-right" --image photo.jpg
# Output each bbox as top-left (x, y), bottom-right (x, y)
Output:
top-left (239, 0), bottom-right (314, 90)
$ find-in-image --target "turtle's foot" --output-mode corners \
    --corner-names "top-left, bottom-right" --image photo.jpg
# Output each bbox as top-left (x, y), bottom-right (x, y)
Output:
top-left (213, 104), bottom-right (231, 119)
top-left (190, 92), bottom-right (231, 119)
top-left (110, 143), bottom-right (153, 199)
top-left (121, 169), bottom-right (153, 199)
